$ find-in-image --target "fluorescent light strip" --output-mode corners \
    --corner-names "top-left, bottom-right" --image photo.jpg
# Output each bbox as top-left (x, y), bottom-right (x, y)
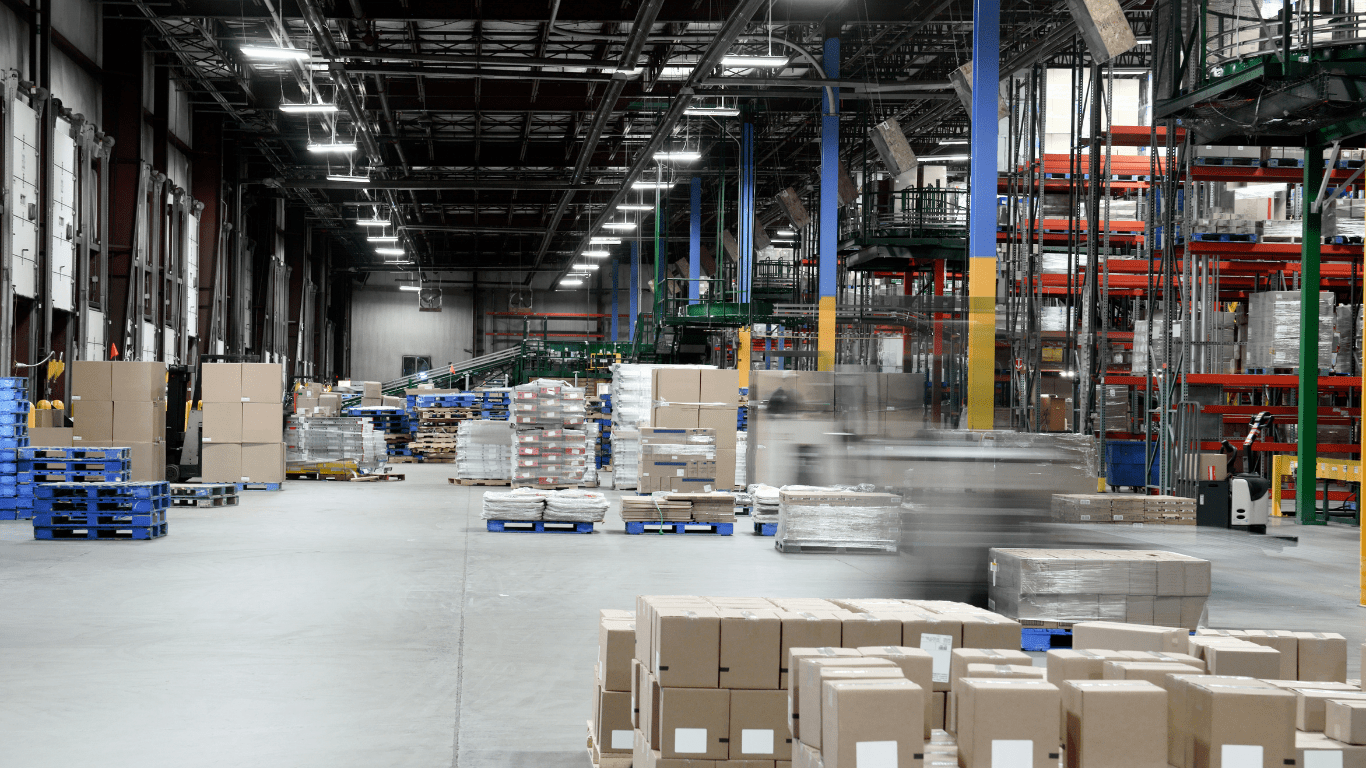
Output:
top-left (280, 103), bottom-right (339, 114)
top-left (581, 250), bottom-right (611, 257)
top-left (776, 229), bottom-right (796, 236)
top-left (684, 106), bottom-right (740, 117)
top-left (590, 237), bottom-right (622, 244)
top-left (367, 236), bottom-right (399, 243)
top-left (575, 263), bottom-right (601, 270)
top-left (655, 150), bottom-right (702, 162)
top-left (307, 142), bottom-right (358, 153)
top-left (602, 222), bottom-right (637, 231)
top-left (375, 247), bottom-right (406, 256)
top-left (721, 55), bottom-right (789, 68)
top-left (560, 279), bottom-right (583, 286)
top-left (398, 285), bottom-right (421, 292)
top-left (241, 46), bottom-right (311, 61)
top-left (631, 181), bottom-right (674, 190)
top-left (326, 174), bottom-right (369, 183)
top-left (356, 219), bottom-right (390, 227)
top-left (617, 204), bottom-right (654, 211)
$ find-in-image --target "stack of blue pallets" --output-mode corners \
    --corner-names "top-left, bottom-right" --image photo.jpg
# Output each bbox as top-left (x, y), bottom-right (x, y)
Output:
top-left (0, 377), bottom-right (32, 520)
top-left (8, 446), bottom-right (132, 520)
top-left (32, 481), bottom-right (171, 540)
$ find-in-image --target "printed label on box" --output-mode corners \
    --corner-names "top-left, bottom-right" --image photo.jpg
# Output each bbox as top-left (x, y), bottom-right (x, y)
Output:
top-left (1304, 750), bottom-right (1344, 768)
top-left (991, 739), bottom-right (1033, 768)
top-left (856, 740), bottom-right (897, 768)
top-left (674, 728), bottom-right (708, 754)
top-left (611, 730), bottom-right (633, 750)
top-left (1221, 745), bottom-right (1263, 768)
top-left (921, 633), bottom-right (953, 683)
top-left (742, 729), bottom-right (774, 755)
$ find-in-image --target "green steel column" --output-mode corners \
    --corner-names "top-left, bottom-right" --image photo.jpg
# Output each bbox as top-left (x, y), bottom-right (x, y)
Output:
top-left (1298, 146), bottom-right (1325, 525)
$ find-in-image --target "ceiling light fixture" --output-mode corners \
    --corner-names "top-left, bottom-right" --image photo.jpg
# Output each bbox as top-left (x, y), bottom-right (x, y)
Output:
top-left (575, 263), bottom-right (601, 270)
top-left (281, 102), bottom-right (339, 114)
top-left (721, 54), bottom-right (790, 68)
top-left (655, 150), bottom-right (702, 162)
top-left (582, 250), bottom-right (611, 257)
top-left (920, 154), bottom-right (971, 163)
top-left (590, 237), bottom-right (622, 244)
top-left (602, 222), bottom-right (637, 231)
top-left (398, 285), bottom-right (422, 292)
top-left (776, 229), bottom-right (796, 236)
top-left (560, 279), bottom-right (583, 287)
top-left (940, 139), bottom-right (970, 145)
top-left (356, 217), bottom-right (390, 227)
top-left (631, 181), bottom-right (674, 190)
top-left (375, 247), bottom-right (406, 256)
top-left (684, 106), bottom-right (741, 117)
top-left (367, 235), bottom-right (399, 243)
top-left (307, 141), bottom-right (358, 153)
top-left (617, 204), bottom-right (654, 211)
top-left (241, 46), bottom-right (311, 61)
top-left (326, 174), bottom-right (369, 183)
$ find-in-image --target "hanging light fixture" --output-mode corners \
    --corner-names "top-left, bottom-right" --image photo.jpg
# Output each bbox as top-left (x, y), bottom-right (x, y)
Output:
top-left (581, 250), bottom-right (611, 258)
top-left (654, 150), bottom-right (702, 162)
top-left (241, 45), bottom-right (311, 61)
top-left (281, 102), bottom-right (339, 114)
top-left (307, 141), bottom-right (358, 153)
top-left (602, 222), bottom-right (637, 231)
top-left (617, 203), bottom-right (654, 211)
top-left (684, 105), bottom-right (741, 117)
top-left (720, 54), bottom-right (789, 68)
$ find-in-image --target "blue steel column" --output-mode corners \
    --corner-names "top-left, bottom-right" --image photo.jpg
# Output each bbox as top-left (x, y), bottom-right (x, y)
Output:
top-left (817, 35), bottom-right (840, 371)
top-left (964, 0), bottom-right (1000, 428)
top-left (690, 176), bottom-right (702, 305)
top-left (738, 123), bottom-right (755, 303)
top-left (612, 257), bottom-right (620, 342)
top-left (630, 240), bottom-right (640, 342)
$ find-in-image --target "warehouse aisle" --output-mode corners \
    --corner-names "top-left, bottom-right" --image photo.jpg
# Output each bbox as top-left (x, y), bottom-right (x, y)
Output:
top-left (1, 469), bottom-right (1364, 768)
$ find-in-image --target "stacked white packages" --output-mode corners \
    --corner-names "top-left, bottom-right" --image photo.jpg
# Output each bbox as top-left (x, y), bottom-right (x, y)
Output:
top-left (544, 490), bottom-right (610, 522)
top-left (750, 484), bottom-right (781, 523)
top-left (456, 420), bottom-right (515, 480)
top-left (735, 430), bottom-right (747, 488)
top-left (481, 488), bottom-right (547, 520)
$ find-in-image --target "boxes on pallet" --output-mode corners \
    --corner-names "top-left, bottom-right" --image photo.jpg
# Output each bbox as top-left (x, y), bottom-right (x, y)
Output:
top-left (29, 427), bottom-right (72, 446)
top-left (71, 399), bottom-right (113, 442)
top-left (201, 363), bottom-right (284, 483)
top-left (1062, 679), bottom-right (1169, 768)
top-left (774, 488), bottom-right (902, 553)
top-left (638, 428), bottom-right (717, 494)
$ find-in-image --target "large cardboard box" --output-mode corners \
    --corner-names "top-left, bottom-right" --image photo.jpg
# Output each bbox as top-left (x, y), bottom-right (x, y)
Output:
top-left (820, 679), bottom-right (924, 768)
top-left (1102, 661), bottom-right (1204, 688)
top-left (601, 619), bottom-right (636, 693)
top-left (202, 363), bottom-right (242, 403)
top-left (800, 666), bottom-right (905, 748)
top-left (1045, 649), bottom-right (1133, 688)
top-left (1184, 677), bottom-right (1295, 768)
top-left (201, 442), bottom-right (243, 483)
top-left (1297, 731), bottom-right (1366, 768)
top-left (595, 683), bottom-right (635, 754)
top-left (780, 638), bottom-right (853, 690)
top-left (654, 607), bottom-right (721, 688)
top-left (655, 687), bottom-right (730, 760)
top-left (699, 370), bottom-right (740, 406)
top-left (71, 400), bottom-right (113, 442)
top-left (361, 381), bottom-right (382, 398)
top-left (714, 449), bottom-right (737, 490)
top-left (1062, 679), bottom-right (1168, 768)
top-left (1240, 630), bottom-right (1298, 680)
top-left (112, 361), bottom-right (166, 402)
top-left (654, 406), bottom-right (701, 429)
top-left (241, 363), bottom-right (284, 403)
top-left (954, 614), bottom-right (1022, 649)
top-left (857, 647), bottom-right (936, 738)
top-left (241, 443), bottom-right (285, 483)
top-left (113, 401), bottom-right (165, 443)
top-left (1298, 632), bottom-right (1349, 683)
top-left (1120, 651), bottom-right (1206, 672)
top-left (839, 614), bottom-right (903, 649)
top-left (698, 407), bottom-right (737, 448)
top-left (1205, 643), bottom-right (1280, 679)
top-left (948, 649), bottom-right (1033, 692)
top-left (1295, 689), bottom-right (1366, 732)
top-left (71, 361), bottom-right (113, 401)
top-left (241, 402), bottom-right (282, 443)
top-left (203, 402), bottom-right (243, 443)
top-left (730, 690), bottom-right (791, 761)
top-left (317, 393), bottom-right (342, 416)
top-left (719, 610), bottom-right (780, 690)
top-left (789, 656), bottom-right (894, 740)
top-left (655, 369), bottom-right (702, 405)
top-left (1327, 700), bottom-right (1366, 746)
top-left (1072, 621), bottom-right (1188, 654)
top-left (128, 441), bottom-right (166, 482)
top-left (956, 679), bottom-right (1061, 768)
top-left (28, 427), bottom-right (72, 446)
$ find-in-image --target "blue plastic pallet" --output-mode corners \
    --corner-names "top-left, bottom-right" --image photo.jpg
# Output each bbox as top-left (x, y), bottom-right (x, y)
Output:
top-left (625, 521), bottom-right (734, 536)
top-left (0, 376), bottom-right (27, 389)
top-left (1021, 627), bottom-right (1072, 652)
top-left (486, 520), bottom-right (595, 533)
top-left (36, 481), bottom-right (170, 500)
top-left (240, 482), bottom-right (282, 491)
top-left (19, 460), bottom-right (128, 472)
top-left (20, 471), bottom-right (130, 484)
top-left (34, 509), bottom-right (167, 527)
top-left (21, 446), bottom-right (129, 461)
top-left (754, 522), bottom-right (776, 536)
top-left (34, 522), bottom-right (167, 540)
top-left (34, 496), bottom-right (169, 513)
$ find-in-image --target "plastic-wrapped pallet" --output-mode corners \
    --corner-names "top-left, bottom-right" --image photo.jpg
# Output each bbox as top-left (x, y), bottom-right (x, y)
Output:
top-left (285, 416), bottom-right (387, 470)
top-left (750, 484), bottom-right (780, 523)
top-left (481, 488), bottom-right (547, 521)
top-left (1333, 305), bottom-right (1361, 374)
top-left (512, 427), bottom-right (589, 488)
top-left (608, 364), bottom-right (714, 489)
top-left (735, 431), bottom-right (747, 487)
top-left (987, 547), bottom-right (1210, 628)
top-left (1245, 291), bottom-right (1334, 370)
top-left (456, 420), bottom-right (514, 480)
top-left (775, 487), bottom-right (903, 553)
top-left (543, 489), bottom-right (609, 522)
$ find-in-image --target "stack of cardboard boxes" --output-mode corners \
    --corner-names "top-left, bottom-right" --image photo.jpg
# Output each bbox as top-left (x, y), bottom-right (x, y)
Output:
top-left (1050, 493), bottom-right (1196, 525)
top-left (293, 383), bottom-right (343, 417)
top-left (30, 406), bottom-right (72, 446)
top-left (70, 361), bottom-right (166, 481)
top-left (201, 363), bottom-right (285, 484)
top-left (651, 369), bottom-right (739, 490)
top-left (637, 428), bottom-right (718, 494)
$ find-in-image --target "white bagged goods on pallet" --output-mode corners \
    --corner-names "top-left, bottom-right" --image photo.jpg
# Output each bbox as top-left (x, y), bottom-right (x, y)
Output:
top-left (456, 420), bottom-right (514, 480)
top-left (750, 483), bottom-right (780, 523)
top-left (544, 489), bottom-right (610, 522)
top-left (776, 486), bottom-right (903, 552)
top-left (481, 488), bottom-right (548, 521)
top-left (736, 430), bottom-right (748, 488)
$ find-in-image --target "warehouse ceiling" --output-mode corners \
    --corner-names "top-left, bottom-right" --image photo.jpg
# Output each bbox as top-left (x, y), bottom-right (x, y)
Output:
top-left (120, 0), bottom-right (1151, 286)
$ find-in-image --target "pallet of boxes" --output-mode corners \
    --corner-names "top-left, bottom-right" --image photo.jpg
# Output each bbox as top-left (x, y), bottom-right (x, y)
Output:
top-left (511, 380), bottom-right (588, 489)
top-left (1051, 493), bottom-right (1196, 525)
top-left (652, 368), bottom-right (739, 491)
top-left (201, 363), bottom-right (285, 487)
top-left (70, 361), bottom-right (167, 481)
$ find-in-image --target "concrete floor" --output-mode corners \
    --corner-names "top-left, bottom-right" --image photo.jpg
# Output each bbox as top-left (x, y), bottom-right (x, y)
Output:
top-left (0, 464), bottom-right (1362, 768)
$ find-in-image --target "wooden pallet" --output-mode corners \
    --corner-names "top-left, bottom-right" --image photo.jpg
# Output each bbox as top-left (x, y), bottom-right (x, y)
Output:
top-left (448, 477), bottom-right (510, 486)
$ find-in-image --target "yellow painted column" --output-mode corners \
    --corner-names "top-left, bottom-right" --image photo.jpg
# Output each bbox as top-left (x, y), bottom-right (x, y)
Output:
top-left (738, 326), bottom-right (752, 388)
top-left (965, 256), bottom-right (997, 429)
top-left (817, 297), bottom-right (836, 371)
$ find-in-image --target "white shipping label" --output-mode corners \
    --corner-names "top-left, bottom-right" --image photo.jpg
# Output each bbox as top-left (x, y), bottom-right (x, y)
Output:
top-left (991, 739), bottom-right (1033, 768)
top-left (677, 469), bottom-right (684, 476)
top-left (1304, 750), bottom-right (1345, 768)
top-left (742, 729), bottom-right (774, 755)
top-left (611, 730), bottom-right (634, 750)
top-left (921, 633), bottom-right (953, 683)
top-left (856, 740), bottom-right (898, 768)
top-left (674, 728), bottom-right (708, 754)
top-left (1221, 745), bottom-right (1264, 768)
top-left (241, 397), bottom-right (250, 402)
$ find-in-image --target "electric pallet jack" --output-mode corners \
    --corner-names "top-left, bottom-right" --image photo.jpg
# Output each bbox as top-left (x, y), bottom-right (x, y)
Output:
top-left (1197, 411), bottom-right (1273, 534)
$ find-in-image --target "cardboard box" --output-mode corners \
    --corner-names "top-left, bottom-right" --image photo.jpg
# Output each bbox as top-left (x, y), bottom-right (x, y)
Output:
top-left (382, 395), bottom-right (404, 408)
top-left (857, 647), bottom-right (935, 737)
top-left (1102, 661), bottom-right (1205, 687)
top-left (33, 408), bottom-right (54, 428)
top-left (29, 427), bottom-right (72, 447)
top-left (201, 442), bottom-right (243, 483)
top-left (128, 441), bottom-right (166, 482)
top-left (241, 402), bottom-right (282, 443)
top-left (71, 361), bottom-right (113, 401)
top-left (113, 401), bottom-right (165, 443)
top-left (1240, 630), bottom-right (1298, 680)
top-left (698, 407), bottom-right (737, 448)
top-left (1119, 651), bottom-right (1207, 673)
top-left (597, 686), bottom-right (636, 754)
top-left (730, 690), bottom-right (791, 760)
top-left (317, 393), bottom-right (342, 416)
top-left (632, 659), bottom-right (644, 728)
top-left (1327, 700), bottom-right (1366, 745)
top-left (1045, 649), bottom-right (1133, 688)
top-left (1184, 677), bottom-right (1295, 768)
top-left (800, 666), bottom-right (905, 748)
top-left (656, 687), bottom-right (730, 760)
top-left (821, 679), bottom-right (924, 768)
top-left (948, 649), bottom-right (1034, 692)
top-left (362, 381), bottom-right (382, 398)
top-left (699, 370), bottom-right (740, 406)
top-left (655, 369), bottom-right (701, 405)
top-left (203, 402), bottom-right (243, 443)
top-left (654, 406), bottom-right (701, 429)
top-left (71, 400), bottom-right (113, 442)
top-left (295, 396), bottom-right (319, 415)
top-left (1297, 731), bottom-right (1366, 768)
top-left (956, 679), bottom-right (1061, 768)
top-left (792, 742), bottom-right (822, 768)
top-left (783, 644), bottom-right (859, 692)
top-left (1296, 689), bottom-right (1366, 732)
top-left (601, 618), bottom-right (636, 692)
top-left (1205, 643), bottom-right (1280, 679)
top-left (1197, 453), bottom-right (1229, 481)
top-left (902, 615), bottom-right (962, 692)
top-left (1072, 621), bottom-right (1188, 654)
top-left (719, 610), bottom-right (780, 690)
top-left (1062, 679), bottom-right (1168, 768)
top-left (242, 364), bottom-right (283, 403)
top-left (1298, 632), bottom-right (1349, 683)
top-left (962, 663), bottom-right (1048, 683)
top-left (791, 657), bottom-right (897, 742)
top-left (112, 361), bottom-right (166, 402)
top-left (202, 364), bottom-right (242, 402)
top-left (954, 614), bottom-right (1022, 649)
top-left (714, 449), bottom-right (737, 491)
top-left (241, 442), bottom-right (285, 483)
top-left (654, 607), bottom-right (721, 688)
top-left (840, 614), bottom-right (903, 649)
